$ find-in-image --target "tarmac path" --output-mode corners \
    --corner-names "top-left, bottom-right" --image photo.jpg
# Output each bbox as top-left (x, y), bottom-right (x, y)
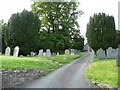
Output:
top-left (24, 52), bottom-right (100, 88)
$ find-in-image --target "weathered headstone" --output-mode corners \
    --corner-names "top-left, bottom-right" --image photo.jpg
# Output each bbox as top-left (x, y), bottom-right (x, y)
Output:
top-left (106, 47), bottom-right (114, 59)
top-left (5, 47), bottom-right (11, 56)
top-left (46, 49), bottom-right (51, 57)
top-left (13, 46), bottom-right (19, 57)
top-left (116, 48), bottom-right (120, 67)
top-left (52, 52), bottom-right (56, 56)
top-left (71, 49), bottom-right (74, 55)
top-left (30, 52), bottom-right (35, 56)
top-left (75, 50), bottom-right (81, 54)
top-left (112, 49), bottom-right (117, 58)
top-left (57, 52), bottom-right (59, 56)
top-left (97, 48), bottom-right (106, 59)
top-left (65, 49), bottom-right (70, 55)
top-left (27, 55), bottom-right (30, 57)
top-left (38, 49), bottom-right (43, 56)
top-left (43, 52), bottom-right (46, 56)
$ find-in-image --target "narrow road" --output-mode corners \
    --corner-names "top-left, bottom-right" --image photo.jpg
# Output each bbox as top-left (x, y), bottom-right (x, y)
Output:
top-left (24, 52), bottom-right (99, 88)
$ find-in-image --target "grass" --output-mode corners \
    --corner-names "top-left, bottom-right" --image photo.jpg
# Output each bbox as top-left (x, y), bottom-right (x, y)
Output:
top-left (47, 52), bottom-right (86, 64)
top-left (86, 56), bottom-right (119, 87)
top-left (1, 52), bottom-right (86, 71)
top-left (1, 56), bottom-right (59, 70)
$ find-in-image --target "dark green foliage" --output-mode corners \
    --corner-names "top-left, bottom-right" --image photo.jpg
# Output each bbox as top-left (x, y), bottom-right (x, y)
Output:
top-left (86, 13), bottom-right (116, 52)
top-left (5, 10), bottom-right (41, 55)
top-left (0, 20), bottom-right (7, 53)
top-left (31, 1), bottom-right (84, 52)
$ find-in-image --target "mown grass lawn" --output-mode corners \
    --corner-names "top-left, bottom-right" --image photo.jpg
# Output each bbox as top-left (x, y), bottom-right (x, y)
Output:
top-left (86, 56), bottom-right (119, 87)
top-left (1, 52), bottom-right (86, 71)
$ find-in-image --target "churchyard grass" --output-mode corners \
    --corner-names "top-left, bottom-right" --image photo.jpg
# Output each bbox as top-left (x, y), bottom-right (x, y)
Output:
top-left (2, 56), bottom-right (59, 70)
top-left (47, 52), bottom-right (86, 64)
top-left (1, 52), bottom-right (86, 70)
top-left (86, 56), bottom-right (119, 87)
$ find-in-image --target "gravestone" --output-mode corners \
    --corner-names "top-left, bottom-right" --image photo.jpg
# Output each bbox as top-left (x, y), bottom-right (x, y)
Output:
top-left (30, 52), bottom-right (35, 56)
top-left (57, 52), bottom-right (59, 56)
top-left (38, 49), bottom-right (43, 56)
top-left (75, 50), bottom-right (81, 54)
top-left (96, 48), bottom-right (106, 59)
top-left (52, 52), bottom-right (56, 56)
top-left (71, 49), bottom-right (74, 55)
top-left (116, 48), bottom-right (120, 67)
top-left (13, 46), bottom-right (19, 57)
top-left (5, 47), bottom-right (11, 56)
top-left (106, 47), bottom-right (114, 59)
top-left (43, 52), bottom-right (46, 56)
top-left (112, 49), bottom-right (117, 58)
top-left (74, 49), bottom-right (77, 55)
top-left (65, 49), bottom-right (70, 55)
top-left (46, 49), bottom-right (51, 57)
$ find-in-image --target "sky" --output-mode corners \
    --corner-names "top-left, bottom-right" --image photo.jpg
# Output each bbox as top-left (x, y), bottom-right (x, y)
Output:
top-left (0, 0), bottom-right (119, 43)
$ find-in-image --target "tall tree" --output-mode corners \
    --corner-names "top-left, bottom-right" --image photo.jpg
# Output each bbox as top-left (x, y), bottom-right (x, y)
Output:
top-left (0, 20), bottom-right (7, 53)
top-left (5, 10), bottom-right (41, 55)
top-left (31, 1), bottom-right (84, 51)
top-left (86, 13), bottom-right (116, 52)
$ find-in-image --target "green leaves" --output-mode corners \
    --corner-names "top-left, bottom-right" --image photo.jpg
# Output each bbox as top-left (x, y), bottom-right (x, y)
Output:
top-left (5, 10), bottom-right (41, 55)
top-left (31, 1), bottom-right (84, 51)
top-left (86, 13), bottom-right (117, 52)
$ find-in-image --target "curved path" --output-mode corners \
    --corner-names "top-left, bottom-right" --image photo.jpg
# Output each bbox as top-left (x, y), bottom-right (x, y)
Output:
top-left (24, 52), bottom-right (100, 88)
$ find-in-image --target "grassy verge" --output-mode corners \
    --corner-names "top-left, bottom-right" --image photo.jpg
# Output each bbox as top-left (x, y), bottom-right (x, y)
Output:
top-left (1, 52), bottom-right (86, 71)
top-left (86, 56), bottom-right (119, 87)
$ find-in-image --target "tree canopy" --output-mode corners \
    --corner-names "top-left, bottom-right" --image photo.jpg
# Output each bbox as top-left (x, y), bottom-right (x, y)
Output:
top-left (31, 1), bottom-right (84, 52)
top-left (86, 13), bottom-right (116, 52)
top-left (4, 10), bottom-right (41, 55)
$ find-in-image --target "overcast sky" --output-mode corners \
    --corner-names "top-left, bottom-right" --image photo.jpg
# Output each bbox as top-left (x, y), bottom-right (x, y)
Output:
top-left (0, 0), bottom-right (119, 43)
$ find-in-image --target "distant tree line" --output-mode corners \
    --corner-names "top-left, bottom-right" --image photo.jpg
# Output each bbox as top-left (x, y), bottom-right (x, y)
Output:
top-left (86, 13), bottom-right (119, 53)
top-left (1, 1), bottom-right (84, 55)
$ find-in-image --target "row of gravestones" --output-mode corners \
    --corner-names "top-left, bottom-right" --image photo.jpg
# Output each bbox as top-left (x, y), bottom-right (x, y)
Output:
top-left (37, 49), bottom-right (81, 57)
top-left (5, 46), bottom-right (19, 57)
top-left (96, 47), bottom-right (118, 59)
top-left (4, 46), bottom-right (81, 57)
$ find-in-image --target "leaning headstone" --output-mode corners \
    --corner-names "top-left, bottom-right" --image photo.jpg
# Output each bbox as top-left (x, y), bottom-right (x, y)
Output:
top-left (38, 49), bottom-right (43, 56)
top-left (65, 49), bottom-right (70, 55)
top-left (46, 49), bottom-right (51, 57)
top-left (13, 46), bottom-right (19, 57)
top-left (106, 47), bottom-right (114, 59)
top-left (97, 48), bottom-right (106, 59)
top-left (5, 47), bottom-right (11, 56)
top-left (71, 49), bottom-right (74, 55)
top-left (116, 47), bottom-right (120, 67)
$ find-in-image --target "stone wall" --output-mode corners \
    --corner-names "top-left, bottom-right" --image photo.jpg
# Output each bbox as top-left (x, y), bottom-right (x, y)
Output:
top-left (2, 69), bottom-right (48, 88)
